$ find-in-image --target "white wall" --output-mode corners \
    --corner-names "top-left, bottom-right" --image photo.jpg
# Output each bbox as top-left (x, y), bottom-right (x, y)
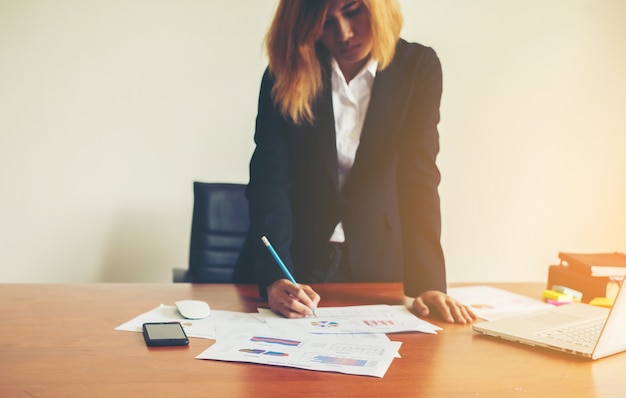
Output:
top-left (1, 0), bottom-right (624, 283)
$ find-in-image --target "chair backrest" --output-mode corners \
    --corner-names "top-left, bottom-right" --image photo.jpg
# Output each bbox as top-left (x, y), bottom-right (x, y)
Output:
top-left (188, 182), bottom-right (249, 283)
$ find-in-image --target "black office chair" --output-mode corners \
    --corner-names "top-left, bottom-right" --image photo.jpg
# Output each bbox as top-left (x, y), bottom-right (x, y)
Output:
top-left (173, 182), bottom-right (250, 283)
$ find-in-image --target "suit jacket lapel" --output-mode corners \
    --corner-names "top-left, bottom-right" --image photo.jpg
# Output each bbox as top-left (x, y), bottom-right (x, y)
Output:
top-left (308, 48), bottom-right (410, 193)
top-left (343, 54), bottom-right (409, 193)
top-left (309, 79), bottom-right (339, 191)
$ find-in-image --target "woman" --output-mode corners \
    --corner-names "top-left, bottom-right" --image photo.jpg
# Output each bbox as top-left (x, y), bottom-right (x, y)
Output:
top-left (235, 0), bottom-right (475, 324)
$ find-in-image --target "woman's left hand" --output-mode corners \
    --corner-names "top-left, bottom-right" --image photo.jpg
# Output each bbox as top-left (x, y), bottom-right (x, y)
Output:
top-left (411, 290), bottom-right (476, 324)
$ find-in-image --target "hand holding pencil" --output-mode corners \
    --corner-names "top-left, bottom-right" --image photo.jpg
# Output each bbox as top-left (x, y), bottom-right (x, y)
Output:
top-left (262, 236), bottom-right (320, 318)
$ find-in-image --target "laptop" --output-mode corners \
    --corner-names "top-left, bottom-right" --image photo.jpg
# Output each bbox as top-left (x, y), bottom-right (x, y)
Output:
top-left (473, 282), bottom-right (626, 360)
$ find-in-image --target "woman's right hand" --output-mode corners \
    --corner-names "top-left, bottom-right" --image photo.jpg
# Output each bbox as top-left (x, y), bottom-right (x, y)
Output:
top-left (267, 279), bottom-right (320, 318)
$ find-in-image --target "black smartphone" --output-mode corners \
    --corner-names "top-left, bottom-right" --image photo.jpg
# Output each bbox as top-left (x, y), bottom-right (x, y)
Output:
top-left (142, 322), bottom-right (189, 347)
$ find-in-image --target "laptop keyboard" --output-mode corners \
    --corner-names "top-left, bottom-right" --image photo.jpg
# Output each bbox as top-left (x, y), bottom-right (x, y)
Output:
top-left (537, 318), bottom-right (604, 348)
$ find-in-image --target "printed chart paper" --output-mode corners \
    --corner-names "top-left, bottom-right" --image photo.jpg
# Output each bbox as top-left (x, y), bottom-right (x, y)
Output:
top-left (115, 303), bottom-right (440, 377)
top-left (448, 285), bottom-right (553, 320)
top-left (196, 332), bottom-right (402, 378)
top-left (257, 304), bottom-right (441, 334)
top-left (114, 304), bottom-right (269, 339)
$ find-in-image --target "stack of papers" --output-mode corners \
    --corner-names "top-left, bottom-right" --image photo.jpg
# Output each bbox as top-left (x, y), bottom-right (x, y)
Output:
top-left (447, 285), bottom-right (553, 320)
top-left (115, 304), bottom-right (440, 378)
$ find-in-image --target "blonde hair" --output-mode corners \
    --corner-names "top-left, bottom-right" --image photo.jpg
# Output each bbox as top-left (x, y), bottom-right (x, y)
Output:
top-left (265, 0), bottom-right (403, 125)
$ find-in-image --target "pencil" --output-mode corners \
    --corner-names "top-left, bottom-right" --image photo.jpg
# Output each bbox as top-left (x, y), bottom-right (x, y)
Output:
top-left (261, 236), bottom-right (317, 317)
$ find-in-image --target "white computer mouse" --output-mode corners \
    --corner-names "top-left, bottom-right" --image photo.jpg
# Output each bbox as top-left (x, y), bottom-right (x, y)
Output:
top-left (175, 300), bottom-right (211, 319)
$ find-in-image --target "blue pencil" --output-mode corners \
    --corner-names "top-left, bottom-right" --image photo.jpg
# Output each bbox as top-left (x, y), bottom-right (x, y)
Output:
top-left (261, 235), bottom-right (317, 317)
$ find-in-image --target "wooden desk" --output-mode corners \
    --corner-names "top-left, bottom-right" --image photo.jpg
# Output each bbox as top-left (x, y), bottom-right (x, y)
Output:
top-left (0, 283), bottom-right (623, 397)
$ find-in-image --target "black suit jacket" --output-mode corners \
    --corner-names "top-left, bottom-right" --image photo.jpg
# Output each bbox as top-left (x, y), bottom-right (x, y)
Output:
top-left (235, 39), bottom-right (447, 298)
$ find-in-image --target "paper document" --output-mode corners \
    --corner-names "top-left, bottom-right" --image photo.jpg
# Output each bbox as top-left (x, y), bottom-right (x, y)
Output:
top-left (257, 304), bottom-right (441, 334)
top-left (196, 332), bottom-right (402, 378)
top-left (114, 304), bottom-right (269, 339)
top-left (447, 285), bottom-right (553, 320)
top-left (116, 303), bottom-right (440, 378)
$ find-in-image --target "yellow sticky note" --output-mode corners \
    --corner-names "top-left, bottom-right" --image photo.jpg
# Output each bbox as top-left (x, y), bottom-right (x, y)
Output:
top-left (542, 289), bottom-right (574, 303)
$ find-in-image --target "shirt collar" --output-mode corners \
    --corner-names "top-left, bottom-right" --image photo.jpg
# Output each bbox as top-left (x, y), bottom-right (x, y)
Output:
top-left (330, 57), bottom-right (378, 85)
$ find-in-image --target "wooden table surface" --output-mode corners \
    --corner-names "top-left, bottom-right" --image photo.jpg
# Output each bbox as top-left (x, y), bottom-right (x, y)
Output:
top-left (0, 283), bottom-right (623, 398)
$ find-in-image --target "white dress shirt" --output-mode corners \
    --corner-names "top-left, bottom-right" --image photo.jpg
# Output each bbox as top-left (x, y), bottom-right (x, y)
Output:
top-left (328, 57), bottom-right (378, 243)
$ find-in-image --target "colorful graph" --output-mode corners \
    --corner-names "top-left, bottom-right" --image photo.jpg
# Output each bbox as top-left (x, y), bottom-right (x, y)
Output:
top-left (239, 348), bottom-right (265, 354)
top-left (250, 336), bottom-right (301, 346)
top-left (470, 303), bottom-right (495, 310)
top-left (310, 320), bottom-right (339, 328)
top-left (239, 348), bottom-right (288, 357)
top-left (362, 320), bottom-right (395, 327)
top-left (311, 355), bottom-right (367, 367)
top-left (263, 351), bottom-right (288, 357)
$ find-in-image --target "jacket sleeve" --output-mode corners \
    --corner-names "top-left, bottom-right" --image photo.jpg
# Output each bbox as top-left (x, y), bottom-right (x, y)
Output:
top-left (397, 46), bottom-right (447, 298)
top-left (244, 68), bottom-right (296, 297)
